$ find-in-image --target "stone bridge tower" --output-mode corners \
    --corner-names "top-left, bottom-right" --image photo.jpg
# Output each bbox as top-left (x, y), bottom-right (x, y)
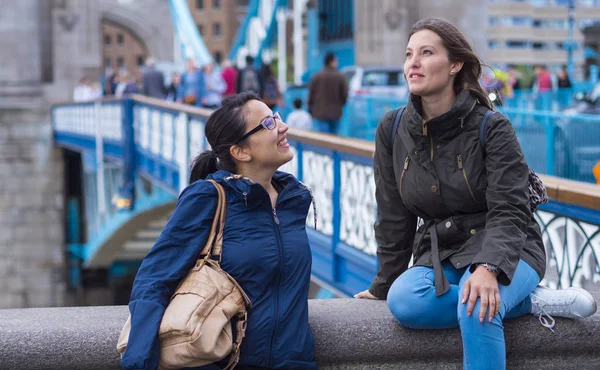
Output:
top-left (0, 0), bottom-right (174, 308)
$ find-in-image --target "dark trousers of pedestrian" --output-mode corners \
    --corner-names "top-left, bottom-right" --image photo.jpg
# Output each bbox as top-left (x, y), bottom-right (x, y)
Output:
top-left (313, 118), bottom-right (339, 135)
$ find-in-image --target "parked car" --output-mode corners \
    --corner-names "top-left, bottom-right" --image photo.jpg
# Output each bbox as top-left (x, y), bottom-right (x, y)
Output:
top-left (340, 66), bottom-right (409, 98)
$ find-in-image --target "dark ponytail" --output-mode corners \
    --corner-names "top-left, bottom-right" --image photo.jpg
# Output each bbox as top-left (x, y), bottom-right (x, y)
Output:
top-left (189, 91), bottom-right (262, 182)
top-left (408, 18), bottom-right (493, 110)
top-left (189, 151), bottom-right (218, 183)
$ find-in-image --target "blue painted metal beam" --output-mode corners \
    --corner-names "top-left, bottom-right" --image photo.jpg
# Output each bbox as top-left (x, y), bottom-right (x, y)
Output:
top-left (305, 5), bottom-right (320, 79)
top-left (228, 0), bottom-right (260, 62)
top-left (255, 0), bottom-right (289, 67)
top-left (168, 0), bottom-right (213, 65)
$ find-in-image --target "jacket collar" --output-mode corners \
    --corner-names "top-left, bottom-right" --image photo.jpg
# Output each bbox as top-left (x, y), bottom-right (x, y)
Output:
top-left (207, 170), bottom-right (303, 206)
top-left (404, 90), bottom-right (478, 141)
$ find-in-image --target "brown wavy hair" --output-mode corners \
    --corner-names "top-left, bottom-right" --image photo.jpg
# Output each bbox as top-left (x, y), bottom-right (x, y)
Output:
top-left (408, 18), bottom-right (493, 110)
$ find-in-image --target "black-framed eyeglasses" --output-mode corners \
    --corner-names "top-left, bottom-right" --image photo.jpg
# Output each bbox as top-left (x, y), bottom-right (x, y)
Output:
top-left (235, 112), bottom-right (281, 144)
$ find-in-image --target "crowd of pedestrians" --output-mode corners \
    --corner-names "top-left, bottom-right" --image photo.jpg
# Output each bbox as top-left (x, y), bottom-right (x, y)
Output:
top-left (73, 55), bottom-right (280, 109)
top-left (73, 53), bottom-right (352, 135)
top-left (480, 63), bottom-right (574, 105)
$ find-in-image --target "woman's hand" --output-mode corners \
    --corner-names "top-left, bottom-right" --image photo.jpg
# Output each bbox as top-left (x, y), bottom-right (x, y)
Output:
top-left (461, 266), bottom-right (500, 322)
top-left (354, 289), bottom-right (377, 299)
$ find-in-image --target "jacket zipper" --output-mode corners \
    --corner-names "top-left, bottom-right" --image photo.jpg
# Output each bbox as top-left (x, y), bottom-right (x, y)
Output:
top-left (457, 154), bottom-right (477, 202)
top-left (428, 135), bottom-right (435, 161)
top-left (248, 181), bottom-right (309, 366)
top-left (399, 155), bottom-right (410, 198)
top-left (268, 206), bottom-right (283, 367)
top-left (423, 118), bottom-right (435, 161)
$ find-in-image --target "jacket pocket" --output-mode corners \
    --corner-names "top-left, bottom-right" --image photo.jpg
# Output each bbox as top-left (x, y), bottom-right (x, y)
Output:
top-left (435, 216), bottom-right (471, 248)
top-left (457, 154), bottom-right (477, 203)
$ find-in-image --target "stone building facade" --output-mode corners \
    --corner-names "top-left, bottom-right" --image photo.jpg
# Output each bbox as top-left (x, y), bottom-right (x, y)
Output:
top-left (188, 0), bottom-right (249, 64)
top-left (0, 0), bottom-right (175, 309)
top-left (354, 0), bottom-right (489, 67)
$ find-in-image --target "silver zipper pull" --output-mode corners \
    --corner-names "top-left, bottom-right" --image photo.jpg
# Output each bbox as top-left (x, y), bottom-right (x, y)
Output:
top-left (457, 155), bottom-right (463, 170)
top-left (272, 208), bottom-right (280, 225)
top-left (243, 192), bottom-right (248, 207)
top-left (404, 155), bottom-right (410, 170)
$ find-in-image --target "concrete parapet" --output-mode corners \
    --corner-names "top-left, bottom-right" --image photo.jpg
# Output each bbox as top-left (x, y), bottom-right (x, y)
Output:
top-left (0, 299), bottom-right (598, 369)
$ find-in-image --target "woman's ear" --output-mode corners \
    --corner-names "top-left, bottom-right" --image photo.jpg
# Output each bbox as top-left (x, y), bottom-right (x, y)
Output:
top-left (450, 61), bottom-right (464, 75)
top-left (230, 144), bottom-right (251, 163)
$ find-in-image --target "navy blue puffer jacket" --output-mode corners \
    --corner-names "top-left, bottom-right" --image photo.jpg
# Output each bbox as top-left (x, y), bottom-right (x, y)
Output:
top-left (121, 170), bottom-right (317, 370)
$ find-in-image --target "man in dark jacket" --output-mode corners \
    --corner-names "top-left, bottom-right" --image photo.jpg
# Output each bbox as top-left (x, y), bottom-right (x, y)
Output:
top-left (307, 52), bottom-right (348, 134)
top-left (236, 55), bottom-right (263, 95)
top-left (141, 57), bottom-right (166, 99)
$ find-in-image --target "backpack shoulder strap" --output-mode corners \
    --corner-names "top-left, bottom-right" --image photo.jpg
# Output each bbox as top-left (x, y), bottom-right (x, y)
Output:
top-left (389, 107), bottom-right (406, 149)
top-left (479, 110), bottom-right (496, 154)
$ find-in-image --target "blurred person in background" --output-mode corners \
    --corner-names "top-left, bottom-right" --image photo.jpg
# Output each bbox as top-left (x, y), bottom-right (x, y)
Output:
top-left (178, 58), bottom-right (206, 107)
top-left (115, 72), bottom-right (138, 97)
top-left (286, 98), bottom-right (312, 131)
top-left (236, 55), bottom-right (262, 95)
top-left (142, 57), bottom-right (166, 99)
top-left (106, 73), bottom-right (120, 96)
top-left (202, 62), bottom-right (226, 109)
top-left (90, 81), bottom-right (103, 100)
top-left (533, 65), bottom-right (554, 93)
top-left (307, 52), bottom-right (348, 134)
top-left (260, 63), bottom-right (281, 110)
top-left (166, 72), bottom-right (180, 102)
top-left (507, 65), bottom-right (522, 91)
top-left (557, 65), bottom-right (572, 89)
top-left (221, 59), bottom-right (238, 97)
top-left (73, 77), bottom-right (94, 102)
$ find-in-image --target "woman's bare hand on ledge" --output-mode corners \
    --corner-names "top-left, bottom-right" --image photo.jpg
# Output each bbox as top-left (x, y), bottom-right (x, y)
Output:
top-left (354, 289), bottom-right (377, 299)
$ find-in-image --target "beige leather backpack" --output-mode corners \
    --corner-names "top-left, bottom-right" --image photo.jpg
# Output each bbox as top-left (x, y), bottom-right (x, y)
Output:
top-left (117, 180), bottom-right (252, 370)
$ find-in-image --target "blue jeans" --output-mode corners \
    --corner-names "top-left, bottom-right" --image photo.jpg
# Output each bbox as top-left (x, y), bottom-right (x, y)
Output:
top-left (312, 119), bottom-right (339, 134)
top-left (387, 260), bottom-right (540, 370)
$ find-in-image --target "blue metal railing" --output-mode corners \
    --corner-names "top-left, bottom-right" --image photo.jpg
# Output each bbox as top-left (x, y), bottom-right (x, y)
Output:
top-left (51, 96), bottom-right (600, 296)
top-left (501, 86), bottom-right (593, 111)
top-left (281, 87), bottom-right (600, 184)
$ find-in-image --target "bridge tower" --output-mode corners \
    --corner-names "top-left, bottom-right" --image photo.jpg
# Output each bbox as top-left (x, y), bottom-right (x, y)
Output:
top-left (0, 0), bottom-right (175, 309)
top-left (0, 0), bottom-right (66, 308)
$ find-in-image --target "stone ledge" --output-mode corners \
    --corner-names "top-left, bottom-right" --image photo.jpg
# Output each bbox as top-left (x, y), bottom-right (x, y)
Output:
top-left (0, 299), bottom-right (598, 370)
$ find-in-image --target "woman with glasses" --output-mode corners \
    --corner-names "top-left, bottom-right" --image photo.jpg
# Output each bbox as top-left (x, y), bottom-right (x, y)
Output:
top-left (121, 92), bottom-right (317, 370)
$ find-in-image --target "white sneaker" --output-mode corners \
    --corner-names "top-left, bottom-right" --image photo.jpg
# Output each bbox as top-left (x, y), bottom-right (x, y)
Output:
top-left (530, 286), bottom-right (597, 331)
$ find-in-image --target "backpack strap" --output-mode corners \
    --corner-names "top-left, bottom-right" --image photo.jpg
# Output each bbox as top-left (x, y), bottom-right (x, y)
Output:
top-left (389, 107), bottom-right (406, 149)
top-left (479, 110), bottom-right (496, 154)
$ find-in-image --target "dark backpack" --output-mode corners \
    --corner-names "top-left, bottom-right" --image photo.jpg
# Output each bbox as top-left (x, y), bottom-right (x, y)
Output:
top-left (240, 68), bottom-right (260, 93)
top-left (389, 108), bottom-right (548, 211)
top-left (262, 77), bottom-right (279, 106)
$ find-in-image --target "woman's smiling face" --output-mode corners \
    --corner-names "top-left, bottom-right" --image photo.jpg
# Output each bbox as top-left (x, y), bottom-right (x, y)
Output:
top-left (404, 29), bottom-right (458, 97)
top-left (239, 99), bottom-right (293, 169)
